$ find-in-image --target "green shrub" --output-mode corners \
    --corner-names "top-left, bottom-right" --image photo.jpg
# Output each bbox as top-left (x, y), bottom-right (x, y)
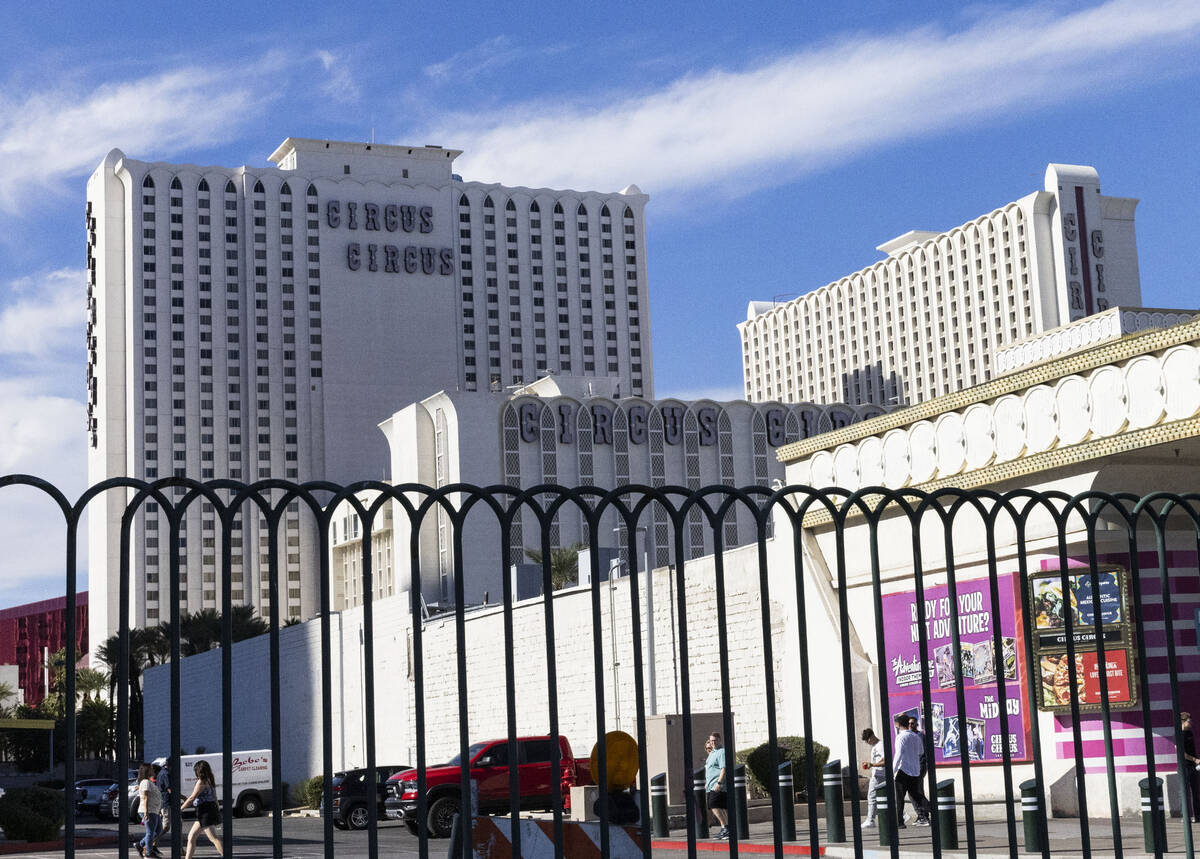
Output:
top-left (299, 775), bottom-right (324, 809)
top-left (737, 737), bottom-right (830, 801)
top-left (0, 786), bottom-right (65, 842)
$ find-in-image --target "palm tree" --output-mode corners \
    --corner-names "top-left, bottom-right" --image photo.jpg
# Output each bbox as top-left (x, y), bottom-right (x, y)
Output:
top-left (524, 542), bottom-right (588, 591)
top-left (74, 667), bottom-right (108, 703)
top-left (0, 680), bottom-right (16, 716)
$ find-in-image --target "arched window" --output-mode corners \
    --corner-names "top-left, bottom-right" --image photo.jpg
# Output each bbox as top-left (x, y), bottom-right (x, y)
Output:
top-left (198, 179), bottom-right (209, 193)
top-left (253, 180), bottom-right (264, 193)
top-left (225, 180), bottom-right (236, 194)
top-left (505, 199), bottom-right (516, 211)
top-left (483, 195), bottom-right (494, 208)
top-left (577, 203), bottom-right (586, 216)
top-left (623, 206), bottom-right (633, 219)
top-left (600, 204), bottom-right (610, 217)
top-left (553, 202), bottom-right (563, 214)
top-left (306, 184), bottom-right (317, 196)
top-left (530, 201), bottom-right (540, 213)
top-left (459, 194), bottom-right (469, 207)
top-left (279, 182), bottom-right (291, 195)
top-left (142, 175), bottom-right (154, 188)
top-left (170, 177), bottom-right (182, 190)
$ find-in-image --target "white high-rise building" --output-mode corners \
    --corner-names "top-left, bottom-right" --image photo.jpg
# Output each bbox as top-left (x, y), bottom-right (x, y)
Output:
top-left (85, 138), bottom-right (653, 654)
top-left (739, 164), bottom-right (1142, 406)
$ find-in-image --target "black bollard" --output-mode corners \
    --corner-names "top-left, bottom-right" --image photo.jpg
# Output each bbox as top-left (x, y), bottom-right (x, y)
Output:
top-left (936, 779), bottom-right (958, 849)
top-left (692, 768), bottom-right (709, 840)
top-left (823, 759), bottom-right (845, 843)
top-left (1019, 779), bottom-right (1043, 854)
top-left (1140, 776), bottom-right (1167, 854)
top-left (651, 772), bottom-right (669, 838)
top-left (877, 789), bottom-right (893, 847)
top-left (734, 764), bottom-right (750, 840)
top-left (778, 761), bottom-right (797, 842)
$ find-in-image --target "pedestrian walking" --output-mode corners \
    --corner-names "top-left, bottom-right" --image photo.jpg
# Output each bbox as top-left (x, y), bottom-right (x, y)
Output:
top-left (860, 728), bottom-right (887, 828)
top-left (704, 733), bottom-right (730, 839)
top-left (1181, 712), bottom-right (1200, 823)
top-left (183, 760), bottom-right (225, 859)
top-left (908, 717), bottom-right (928, 779)
top-left (135, 763), bottom-right (162, 858)
top-left (893, 714), bottom-right (930, 827)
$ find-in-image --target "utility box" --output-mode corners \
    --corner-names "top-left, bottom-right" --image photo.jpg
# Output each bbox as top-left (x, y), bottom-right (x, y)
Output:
top-left (644, 713), bottom-right (733, 809)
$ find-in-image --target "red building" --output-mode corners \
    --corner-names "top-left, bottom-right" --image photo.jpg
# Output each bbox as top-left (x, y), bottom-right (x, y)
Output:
top-left (0, 593), bottom-right (88, 706)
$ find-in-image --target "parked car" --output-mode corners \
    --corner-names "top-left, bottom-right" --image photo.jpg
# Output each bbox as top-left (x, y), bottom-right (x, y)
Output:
top-left (75, 778), bottom-right (117, 818)
top-left (322, 765), bottom-right (409, 830)
top-left (384, 736), bottom-right (590, 838)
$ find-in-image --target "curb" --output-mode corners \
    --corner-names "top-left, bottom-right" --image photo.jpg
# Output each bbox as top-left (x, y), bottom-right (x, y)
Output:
top-left (0, 835), bottom-right (117, 855)
top-left (652, 839), bottom-right (822, 855)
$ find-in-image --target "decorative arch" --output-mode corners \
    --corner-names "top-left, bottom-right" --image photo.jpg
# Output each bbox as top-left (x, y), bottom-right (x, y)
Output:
top-left (225, 180), bottom-right (237, 194)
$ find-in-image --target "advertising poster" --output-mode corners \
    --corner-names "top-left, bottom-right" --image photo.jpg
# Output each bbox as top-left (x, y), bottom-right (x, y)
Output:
top-left (882, 572), bottom-right (1032, 765)
top-left (1029, 566), bottom-right (1137, 713)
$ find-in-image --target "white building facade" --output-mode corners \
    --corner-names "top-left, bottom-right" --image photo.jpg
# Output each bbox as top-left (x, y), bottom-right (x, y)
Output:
top-left (739, 163), bottom-right (1142, 407)
top-left (85, 138), bottom-right (652, 654)
top-left (357, 376), bottom-right (889, 607)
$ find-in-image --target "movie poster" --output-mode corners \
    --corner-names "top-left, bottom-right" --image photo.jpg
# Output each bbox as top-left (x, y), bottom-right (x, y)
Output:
top-left (882, 572), bottom-right (1032, 765)
top-left (1029, 566), bottom-right (1137, 713)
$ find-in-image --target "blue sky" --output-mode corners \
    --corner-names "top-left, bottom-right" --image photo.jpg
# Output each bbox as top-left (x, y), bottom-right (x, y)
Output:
top-left (1, 0), bottom-right (1199, 606)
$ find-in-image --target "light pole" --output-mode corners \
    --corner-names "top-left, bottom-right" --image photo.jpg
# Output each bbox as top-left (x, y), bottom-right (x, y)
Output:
top-left (616, 525), bottom-right (656, 715)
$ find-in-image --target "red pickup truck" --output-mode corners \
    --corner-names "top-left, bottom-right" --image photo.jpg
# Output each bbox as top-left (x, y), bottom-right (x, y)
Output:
top-left (384, 735), bottom-right (591, 838)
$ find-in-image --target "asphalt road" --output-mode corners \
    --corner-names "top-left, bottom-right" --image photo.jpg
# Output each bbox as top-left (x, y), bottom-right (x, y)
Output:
top-left (7, 813), bottom-right (433, 858)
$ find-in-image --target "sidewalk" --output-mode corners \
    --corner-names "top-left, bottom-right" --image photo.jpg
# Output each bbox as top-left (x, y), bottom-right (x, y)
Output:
top-left (652, 815), bottom-right (1200, 856)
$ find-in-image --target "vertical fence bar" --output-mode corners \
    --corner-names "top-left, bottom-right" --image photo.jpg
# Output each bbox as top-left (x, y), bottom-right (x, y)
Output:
top-left (943, 515), bottom-right (978, 858)
top-left (1154, 511), bottom-right (1194, 859)
top-left (64, 516), bottom-right (77, 858)
top-left (1012, 508), bottom-right (1050, 859)
top-left (788, 504), bottom-right (821, 856)
top-left (981, 515), bottom-right (1018, 859)
top-left (831, 512), bottom-right (863, 859)
top-left (537, 506), bottom-right (565, 859)
top-left (752, 507), bottom-right (783, 858)
top-left (167, 495), bottom-right (183, 859)
top-left (1123, 503), bottom-right (1164, 859)
top-left (622, 510), bottom-right (652, 858)
top-left (318, 503), bottom-right (335, 859)
top-left (361, 505), bottom-right (379, 857)
top-left (672, 511), bottom-right (698, 859)
top-left (221, 492), bottom-right (235, 857)
top-left (117, 502), bottom-right (133, 855)
top-left (1083, 515), bottom-right (1122, 857)
top-left (498, 504), bottom-right (521, 859)
top-left (586, 509), bottom-right (612, 858)
top-left (907, 499), bottom-right (942, 859)
top-left (264, 498), bottom-right (283, 859)
top-left (866, 514), bottom-right (899, 859)
top-left (452, 524), bottom-right (471, 859)
top-left (1055, 515), bottom-right (1091, 855)
top-left (408, 505), bottom-right (429, 859)
top-left (709, 521), bottom-right (737, 851)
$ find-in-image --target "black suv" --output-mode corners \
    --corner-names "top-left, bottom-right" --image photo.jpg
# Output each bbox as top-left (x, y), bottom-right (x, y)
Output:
top-left (326, 766), bottom-right (408, 830)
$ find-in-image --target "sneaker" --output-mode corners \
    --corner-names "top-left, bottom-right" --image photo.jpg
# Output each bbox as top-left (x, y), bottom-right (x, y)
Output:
top-left (915, 817), bottom-right (931, 827)
top-left (715, 827), bottom-right (729, 839)
top-left (863, 820), bottom-right (876, 828)
top-left (135, 847), bottom-right (145, 858)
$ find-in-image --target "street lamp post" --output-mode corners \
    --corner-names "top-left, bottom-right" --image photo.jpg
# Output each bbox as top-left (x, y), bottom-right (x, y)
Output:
top-left (617, 525), bottom-right (656, 716)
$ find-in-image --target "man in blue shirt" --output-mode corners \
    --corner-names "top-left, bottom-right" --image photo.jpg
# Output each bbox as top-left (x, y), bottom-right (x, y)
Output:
top-left (705, 733), bottom-right (729, 839)
top-left (893, 714), bottom-right (930, 827)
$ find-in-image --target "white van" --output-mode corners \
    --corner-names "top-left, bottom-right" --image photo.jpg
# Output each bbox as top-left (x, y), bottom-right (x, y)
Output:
top-left (121, 750), bottom-right (274, 819)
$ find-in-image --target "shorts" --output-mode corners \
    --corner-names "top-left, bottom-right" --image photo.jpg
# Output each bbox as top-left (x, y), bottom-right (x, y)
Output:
top-left (197, 800), bottom-right (220, 828)
top-left (706, 790), bottom-right (727, 810)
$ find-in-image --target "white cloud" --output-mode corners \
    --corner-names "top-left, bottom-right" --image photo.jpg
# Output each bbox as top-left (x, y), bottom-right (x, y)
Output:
top-left (423, 36), bottom-right (566, 84)
top-left (424, 0), bottom-right (1200, 194)
top-left (0, 269), bottom-right (90, 604)
top-left (0, 64), bottom-right (267, 210)
top-left (0, 268), bottom-right (84, 362)
top-left (316, 49), bottom-right (360, 103)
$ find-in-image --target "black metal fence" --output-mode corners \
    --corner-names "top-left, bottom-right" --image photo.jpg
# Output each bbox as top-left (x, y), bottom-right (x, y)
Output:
top-left (2, 474), bottom-right (1199, 859)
